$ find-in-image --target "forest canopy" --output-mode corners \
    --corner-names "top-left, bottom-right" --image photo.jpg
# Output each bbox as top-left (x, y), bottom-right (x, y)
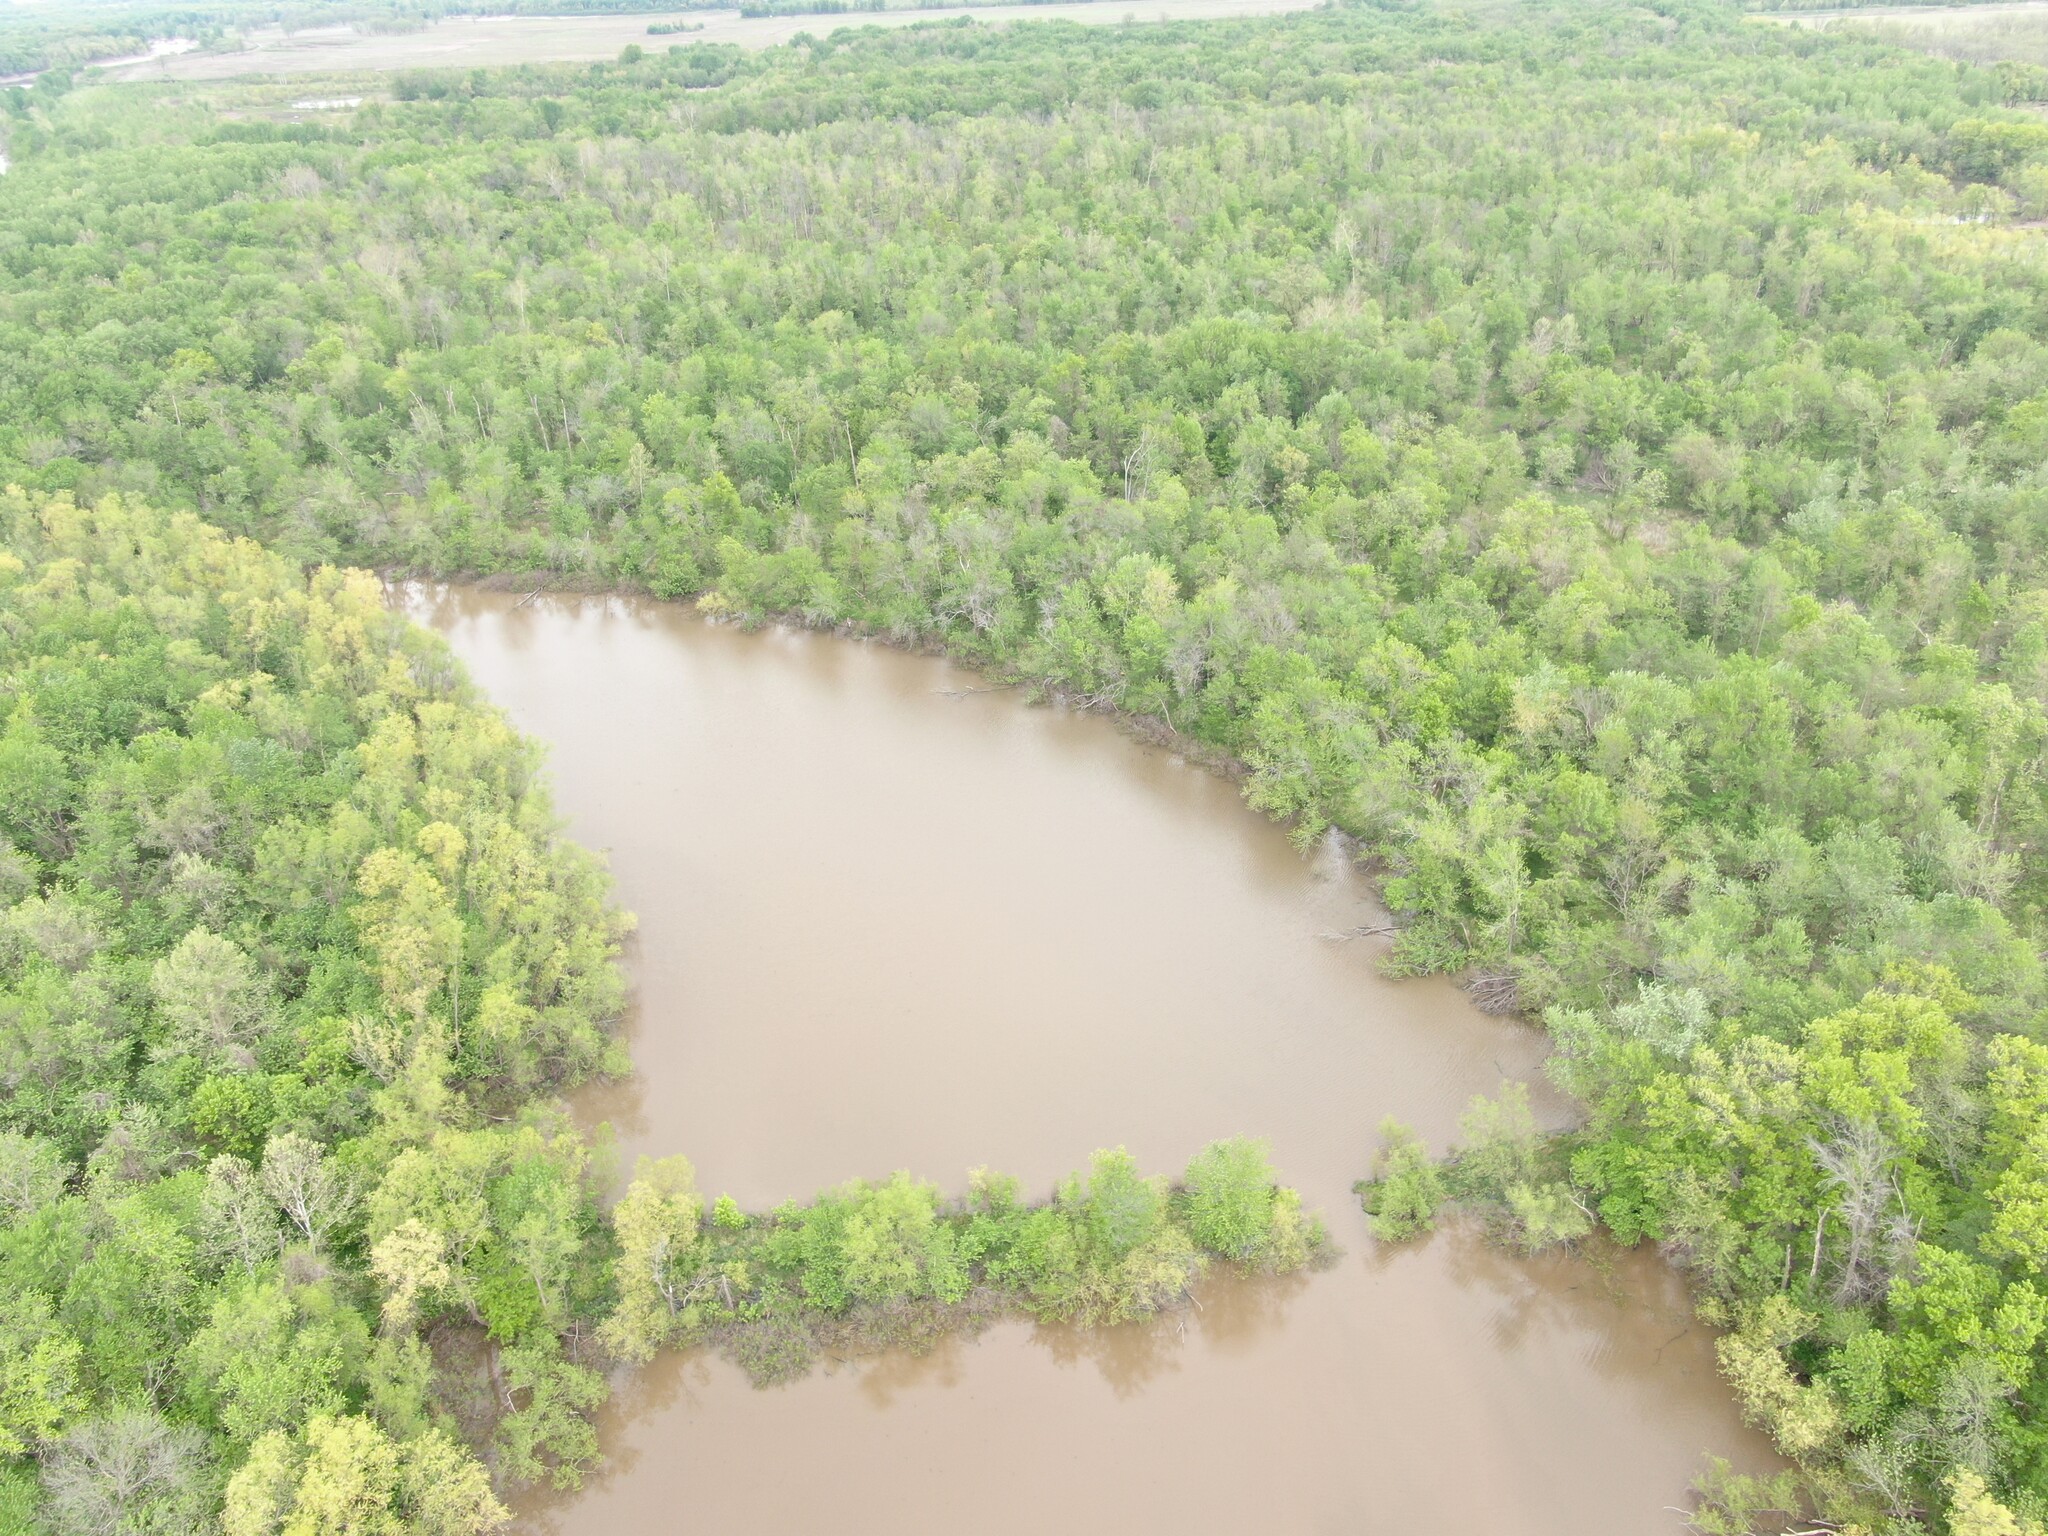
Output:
top-left (0, 488), bottom-right (1330, 1533)
top-left (0, 487), bottom-right (630, 1532)
top-left (2, 0), bottom-right (2048, 1529)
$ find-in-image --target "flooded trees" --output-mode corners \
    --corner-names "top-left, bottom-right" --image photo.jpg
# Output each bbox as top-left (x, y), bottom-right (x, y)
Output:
top-left (3, 0), bottom-right (2048, 1524)
top-left (598, 1156), bottom-right (703, 1365)
top-left (594, 1139), bottom-right (1331, 1384)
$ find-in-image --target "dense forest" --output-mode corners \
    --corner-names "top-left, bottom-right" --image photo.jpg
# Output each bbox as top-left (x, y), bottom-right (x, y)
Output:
top-left (0, 488), bottom-right (631, 1533)
top-left (3, 0), bottom-right (2048, 1529)
top-left (0, 488), bottom-right (1326, 1533)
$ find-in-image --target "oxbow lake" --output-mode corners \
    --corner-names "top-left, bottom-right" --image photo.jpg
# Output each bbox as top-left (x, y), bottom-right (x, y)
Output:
top-left (399, 583), bottom-right (1776, 1536)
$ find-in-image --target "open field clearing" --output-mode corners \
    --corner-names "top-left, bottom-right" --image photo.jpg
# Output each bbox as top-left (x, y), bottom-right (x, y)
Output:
top-left (1764, 0), bottom-right (2048, 22)
top-left (101, 0), bottom-right (1321, 80)
top-left (1759, 1), bottom-right (2048, 66)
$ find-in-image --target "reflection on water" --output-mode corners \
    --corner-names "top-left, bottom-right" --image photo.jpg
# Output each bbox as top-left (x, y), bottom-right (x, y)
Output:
top-left (399, 584), bottom-right (1774, 1536)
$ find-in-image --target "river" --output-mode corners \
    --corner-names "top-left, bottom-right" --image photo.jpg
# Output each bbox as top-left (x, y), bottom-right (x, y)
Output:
top-left (398, 583), bottom-right (1774, 1536)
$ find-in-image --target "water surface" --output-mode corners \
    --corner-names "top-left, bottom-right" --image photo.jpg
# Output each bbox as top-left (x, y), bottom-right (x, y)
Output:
top-left (401, 584), bottom-right (1772, 1536)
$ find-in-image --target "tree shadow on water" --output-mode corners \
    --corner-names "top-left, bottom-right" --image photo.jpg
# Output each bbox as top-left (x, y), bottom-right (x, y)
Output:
top-left (1192, 1266), bottom-right (1313, 1354)
top-left (846, 1328), bottom-right (981, 1407)
top-left (1434, 1219), bottom-right (1702, 1387)
top-left (1030, 1311), bottom-right (1186, 1398)
top-left (1027, 1264), bottom-right (1316, 1397)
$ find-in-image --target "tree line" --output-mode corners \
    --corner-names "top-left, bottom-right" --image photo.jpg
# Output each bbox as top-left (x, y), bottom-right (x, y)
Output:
top-left (1, 0), bottom-right (2047, 1527)
top-left (0, 488), bottom-right (625, 1533)
top-left (0, 487), bottom-right (1326, 1534)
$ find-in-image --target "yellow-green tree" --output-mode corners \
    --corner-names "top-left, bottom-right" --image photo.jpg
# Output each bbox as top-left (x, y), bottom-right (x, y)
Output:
top-left (599, 1156), bottom-right (704, 1364)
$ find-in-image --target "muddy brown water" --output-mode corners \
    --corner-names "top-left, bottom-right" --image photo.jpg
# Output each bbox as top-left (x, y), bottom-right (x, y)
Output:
top-left (398, 584), bottom-right (1774, 1536)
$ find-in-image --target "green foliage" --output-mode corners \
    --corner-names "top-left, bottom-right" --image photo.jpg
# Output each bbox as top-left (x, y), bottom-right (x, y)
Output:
top-left (1358, 1118), bottom-right (1445, 1242)
top-left (181, 1276), bottom-right (371, 1444)
top-left (596, 1155), bottom-right (701, 1364)
top-left (222, 1412), bottom-right (507, 1536)
top-left (490, 1340), bottom-right (604, 1494)
top-left (4, 0), bottom-right (2048, 1524)
top-left (1068, 1145), bottom-right (1165, 1262)
top-left (0, 1289), bottom-right (82, 1459)
top-left (2, 0), bottom-right (2043, 1049)
top-left (1432, 1081), bottom-right (1587, 1254)
top-left (1183, 1136), bottom-right (1284, 1265)
top-left (0, 494), bottom-right (1330, 1532)
top-left (600, 1139), bottom-right (1331, 1381)
top-left (1684, 1457), bottom-right (1806, 1536)
top-left (1554, 970), bottom-right (2048, 1522)
top-left (0, 491), bottom-right (626, 1533)
top-left (1378, 968), bottom-right (2048, 1520)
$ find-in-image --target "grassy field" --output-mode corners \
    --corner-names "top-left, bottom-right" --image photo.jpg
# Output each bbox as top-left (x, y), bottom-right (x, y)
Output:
top-left (1766, 0), bottom-right (2048, 17)
top-left (101, 0), bottom-right (1321, 80)
top-left (1758, 0), bottom-right (2048, 66)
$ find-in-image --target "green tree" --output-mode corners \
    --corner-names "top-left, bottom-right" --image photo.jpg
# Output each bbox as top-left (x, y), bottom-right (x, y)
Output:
top-left (222, 1414), bottom-right (506, 1536)
top-left (1360, 1119), bottom-right (1445, 1243)
top-left (1182, 1138), bottom-right (1280, 1263)
top-left (0, 1288), bottom-right (82, 1458)
top-left (150, 928), bottom-right (271, 1074)
top-left (599, 1156), bottom-right (702, 1364)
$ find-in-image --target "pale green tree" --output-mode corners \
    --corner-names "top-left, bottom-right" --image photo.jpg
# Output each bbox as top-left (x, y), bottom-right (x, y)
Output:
top-left (39, 1410), bottom-right (212, 1536)
top-left (150, 927), bottom-right (270, 1072)
top-left (199, 1153), bottom-right (280, 1274)
top-left (353, 848), bottom-right (463, 1033)
top-left (259, 1133), bottom-right (354, 1257)
top-left (599, 1156), bottom-right (702, 1364)
top-left (222, 1413), bottom-right (506, 1536)
top-left (369, 1219), bottom-right (453, 1333)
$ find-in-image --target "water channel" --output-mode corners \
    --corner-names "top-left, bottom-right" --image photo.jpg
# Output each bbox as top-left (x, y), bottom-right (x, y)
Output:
top-left (398, 583), bottom-right (1774, 1536)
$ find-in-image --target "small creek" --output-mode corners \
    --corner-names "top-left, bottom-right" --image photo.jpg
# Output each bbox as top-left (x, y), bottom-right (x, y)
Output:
top-left (399, 583), bottom-right (1774, 1535)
